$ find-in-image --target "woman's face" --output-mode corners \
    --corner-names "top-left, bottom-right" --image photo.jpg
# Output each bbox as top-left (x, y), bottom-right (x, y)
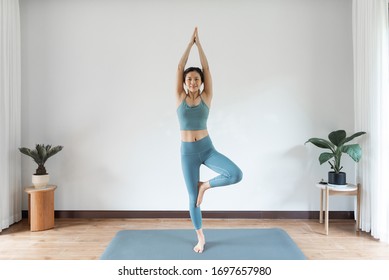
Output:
top-left (184, 71), bottom-right (202, 93)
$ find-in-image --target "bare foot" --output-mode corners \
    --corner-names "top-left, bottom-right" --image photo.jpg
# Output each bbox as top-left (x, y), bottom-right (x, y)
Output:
top-left (196, 181), bottom-right (210, 207)
top-left (194, 230), bottom-right (206, 253)
top-left (194, 240), bottom-right (205, 253)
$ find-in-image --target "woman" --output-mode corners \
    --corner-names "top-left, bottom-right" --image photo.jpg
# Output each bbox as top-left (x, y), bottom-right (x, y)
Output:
top-left (176, 27), bottom-right (243, 253)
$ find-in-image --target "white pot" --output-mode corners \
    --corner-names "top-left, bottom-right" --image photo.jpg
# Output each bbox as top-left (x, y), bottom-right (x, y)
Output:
top-left (32, 174), bottom-right (50, 188)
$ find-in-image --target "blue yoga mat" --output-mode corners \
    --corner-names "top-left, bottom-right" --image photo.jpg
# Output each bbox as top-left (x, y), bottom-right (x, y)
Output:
top-left (100, 228), bottom-right (306, 260)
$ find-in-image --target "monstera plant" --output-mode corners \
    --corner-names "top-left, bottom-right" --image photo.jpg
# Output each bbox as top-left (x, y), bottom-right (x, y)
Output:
top-left (305, 130), bottom-right (366, 185)
top-left (19, 144), bottom-right (63, 188)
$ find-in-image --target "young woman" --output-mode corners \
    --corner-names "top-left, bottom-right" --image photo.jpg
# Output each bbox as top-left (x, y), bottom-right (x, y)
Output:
top-left (176, 27), bottom-right (243, 253)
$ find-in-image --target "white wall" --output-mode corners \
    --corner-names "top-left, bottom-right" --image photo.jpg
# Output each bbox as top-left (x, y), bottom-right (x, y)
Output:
top-left (20, 0), bottom-right (355, 211)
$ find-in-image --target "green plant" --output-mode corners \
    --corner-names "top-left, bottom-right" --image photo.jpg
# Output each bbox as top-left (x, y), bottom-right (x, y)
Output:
top-left (19, 144), bottom-right (63, 175)
top-left (305, 130), bottom-right (366, 173)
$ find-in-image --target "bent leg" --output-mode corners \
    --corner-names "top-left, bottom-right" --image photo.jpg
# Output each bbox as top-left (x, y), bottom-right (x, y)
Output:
top-left (204, 149), bottom-right (243, 188)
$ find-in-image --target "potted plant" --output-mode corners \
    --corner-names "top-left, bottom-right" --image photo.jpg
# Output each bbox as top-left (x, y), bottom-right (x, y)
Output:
top-left (19, 144), bottom-right (63, 188)
top-left (305, 130), bottom-right (366, 185)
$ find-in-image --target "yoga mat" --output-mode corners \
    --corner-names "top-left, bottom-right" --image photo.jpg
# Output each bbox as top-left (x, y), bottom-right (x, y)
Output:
top-left (100, 228), bottom-right (306, 260)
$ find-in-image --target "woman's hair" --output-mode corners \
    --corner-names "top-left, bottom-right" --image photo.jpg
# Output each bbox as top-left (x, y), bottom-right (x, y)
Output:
top-left (183, 67), bottom-right (204, 84)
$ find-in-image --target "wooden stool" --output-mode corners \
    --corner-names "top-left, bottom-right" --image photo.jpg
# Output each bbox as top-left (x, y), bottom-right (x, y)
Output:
top-left (316, 182), bottom-right (360, 235)
top-left (25, 185), bottom-right (57, 231)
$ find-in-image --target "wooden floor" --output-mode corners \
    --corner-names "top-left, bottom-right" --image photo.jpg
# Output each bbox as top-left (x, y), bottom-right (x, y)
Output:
top-left (1, 218), bottom-right (389, 260)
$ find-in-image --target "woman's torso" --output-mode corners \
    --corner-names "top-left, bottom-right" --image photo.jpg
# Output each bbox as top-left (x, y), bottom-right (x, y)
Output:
top-left (177, 94), bottom-right (211, 142)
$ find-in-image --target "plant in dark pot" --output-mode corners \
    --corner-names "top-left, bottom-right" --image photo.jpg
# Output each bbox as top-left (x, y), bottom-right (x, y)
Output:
top-left (19, 144), bottom-right (63, 188)
top-left (305, 130), bottom-right (366, 185)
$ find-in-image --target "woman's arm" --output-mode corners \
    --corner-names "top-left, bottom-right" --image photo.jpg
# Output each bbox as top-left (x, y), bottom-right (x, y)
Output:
top-left (176, 29), bottom-right (196, 101)
top-left (195, 28), bottom-right (213, 103)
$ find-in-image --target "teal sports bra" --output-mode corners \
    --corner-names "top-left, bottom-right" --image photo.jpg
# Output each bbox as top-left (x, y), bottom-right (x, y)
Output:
top-left (177, 96), bottom-right (209, 130)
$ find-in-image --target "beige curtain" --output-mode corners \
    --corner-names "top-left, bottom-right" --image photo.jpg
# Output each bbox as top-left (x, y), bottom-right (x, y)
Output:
top-left (353, 0), bottom-right (389, 242)
top-left (0, 0), bottom-right (21, 232)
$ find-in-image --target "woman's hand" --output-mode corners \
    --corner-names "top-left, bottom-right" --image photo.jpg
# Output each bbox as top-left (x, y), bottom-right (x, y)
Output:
top-left (194, 27), bottom-right (200, 45)
top-left (189, 27), bottom-right (197, 46)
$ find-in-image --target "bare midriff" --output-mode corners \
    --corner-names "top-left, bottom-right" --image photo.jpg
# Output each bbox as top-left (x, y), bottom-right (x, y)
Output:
top-left (180, 129), bottom-right (209, 142)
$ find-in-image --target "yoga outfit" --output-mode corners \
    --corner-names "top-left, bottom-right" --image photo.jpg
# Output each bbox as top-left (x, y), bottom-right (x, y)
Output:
top-left (177, 95), bottom-right (209, 130)
top-left (177, 95), bottom-right (243, 230)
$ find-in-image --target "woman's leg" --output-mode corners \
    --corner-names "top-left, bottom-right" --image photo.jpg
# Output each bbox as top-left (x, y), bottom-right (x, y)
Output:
top-left (206, 149), bottom-right (243, 187)
top-left (181, 153), bottom-right (206, 252)
top-left (181, 153), bottom-right (202, 229)
top-left (197, 148), bottom-right (243, 206)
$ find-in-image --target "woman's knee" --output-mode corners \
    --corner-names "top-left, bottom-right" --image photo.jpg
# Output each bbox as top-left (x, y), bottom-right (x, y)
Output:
top-left (231, 167), bottom-right (243, 184)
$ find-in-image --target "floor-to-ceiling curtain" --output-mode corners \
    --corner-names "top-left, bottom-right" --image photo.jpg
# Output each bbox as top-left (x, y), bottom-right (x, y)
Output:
top-left (0, 0), bottom-right (21, 232)
top-left (353, 0), bottom-right (389, 243)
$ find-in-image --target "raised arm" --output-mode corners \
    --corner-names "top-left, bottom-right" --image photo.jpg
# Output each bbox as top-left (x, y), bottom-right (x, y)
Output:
top-left (176, 29), bottom-right (196, 101)
top-left (194, 28), bottom-right (213, 103)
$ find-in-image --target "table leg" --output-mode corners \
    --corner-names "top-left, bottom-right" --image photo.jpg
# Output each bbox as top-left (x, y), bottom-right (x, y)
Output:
top-left (319, 189), bottom-right (323, 223)
top-left (28, 193), bottom-right (31, 225)
top-left (357, 184), bottom-right (361, 231)
top-left (325, 186), bottom-right (329, 235)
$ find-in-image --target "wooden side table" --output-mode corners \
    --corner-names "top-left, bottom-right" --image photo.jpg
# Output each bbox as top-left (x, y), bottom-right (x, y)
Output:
top-left (24, 185), bottom-right (57, 232)
top-left (316, 182), bottom-right (360, 235)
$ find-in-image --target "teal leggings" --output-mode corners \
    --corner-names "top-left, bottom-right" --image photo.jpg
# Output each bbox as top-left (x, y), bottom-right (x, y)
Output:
top-left (180, 136), bottom-right (243, 230)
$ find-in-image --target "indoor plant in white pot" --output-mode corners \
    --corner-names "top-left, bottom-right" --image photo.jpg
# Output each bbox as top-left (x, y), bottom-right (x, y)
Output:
top-left (19, 144), bottom-right (63, 188)
top-left (305, 130), bottom-right (366, 185)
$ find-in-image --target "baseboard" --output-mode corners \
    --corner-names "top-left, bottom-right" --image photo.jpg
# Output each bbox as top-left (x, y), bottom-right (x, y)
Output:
top-left (22, 210), bottom-right (355, 219)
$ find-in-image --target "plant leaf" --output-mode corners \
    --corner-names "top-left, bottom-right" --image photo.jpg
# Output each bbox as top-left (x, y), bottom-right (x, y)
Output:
top-left (319, 152), bottom-right (334, 165)
top-left (342, 144), bottom-right (362, 162)
top-left (342, 131), bottom-right (366, 145)
top-left (305, 138), bottom-right (334, 150)
top-left (29, 149), bottom-right (42, 165)
top-left (19, 147), bottom-right (32, 157)
top-left (37, 144), bottom-right (48, 164)
top-left (47, 146), bottom-right (63, 159)
top-left (328, 130), bottom-right (346, 146)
